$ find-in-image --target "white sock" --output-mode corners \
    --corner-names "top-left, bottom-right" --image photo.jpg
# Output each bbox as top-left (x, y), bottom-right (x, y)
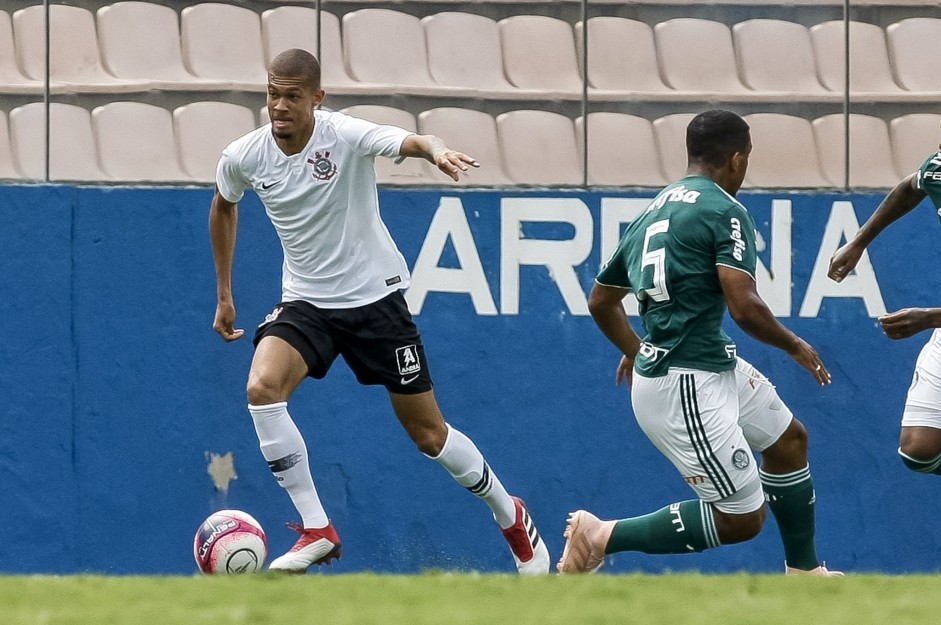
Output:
top-left (248, 402), bottom-right (329, 529)
top-left (428, 424), bottom-right (517, 528)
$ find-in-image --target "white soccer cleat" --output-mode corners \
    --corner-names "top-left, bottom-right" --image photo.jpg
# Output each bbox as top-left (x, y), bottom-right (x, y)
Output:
top-left (267, 521), bottom-right (342, 573)
top-left (501, 497), bottom-right (551, 575)
top-left (557, 509), bottom-right (615, 574)
top-left (785, 562), bottom-right (844, 576)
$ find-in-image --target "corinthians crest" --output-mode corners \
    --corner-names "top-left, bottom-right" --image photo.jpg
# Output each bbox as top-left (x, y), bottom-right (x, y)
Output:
top-left (307, 151), bottom-right (338, 181)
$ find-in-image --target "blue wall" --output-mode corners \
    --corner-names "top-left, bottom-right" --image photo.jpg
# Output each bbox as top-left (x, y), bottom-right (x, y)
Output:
top-left (1, 184), bottom-right (938, 574)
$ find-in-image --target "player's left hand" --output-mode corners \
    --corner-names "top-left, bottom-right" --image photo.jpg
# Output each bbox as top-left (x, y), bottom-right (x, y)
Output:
top-left (880, 308), bottom-right (934, 339)
top-left (787, 338), bottom-right (831, 386)
top-left (615, 355), bottom-right (634, 389)
top-left (434, 150), bottom-right (480, 181)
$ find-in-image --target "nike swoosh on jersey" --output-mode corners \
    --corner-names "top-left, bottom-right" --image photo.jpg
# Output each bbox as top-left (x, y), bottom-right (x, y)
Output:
top-left (400, 375), bottom-right (420, 385)
top-left (260, 180), bottom-right (281, 189)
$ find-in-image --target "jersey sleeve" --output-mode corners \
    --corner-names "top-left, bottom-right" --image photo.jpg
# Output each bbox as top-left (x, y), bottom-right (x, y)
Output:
top-left (713, 202), bottom-right (757, 278)
top-left (595, 246), bottom-right (632, 290)
top-left (332, 111), bottom-right (411, 159)
top-left (215, 144), bottom-right (250, 203)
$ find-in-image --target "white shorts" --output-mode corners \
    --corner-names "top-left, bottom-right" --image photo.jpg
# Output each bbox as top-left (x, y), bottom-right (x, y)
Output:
top-left (735, 358), bottom-right (794, 452)
top-left (901, 329), bottom-right (941, 429)
top-left (630, 358), bottom-right (792, 514)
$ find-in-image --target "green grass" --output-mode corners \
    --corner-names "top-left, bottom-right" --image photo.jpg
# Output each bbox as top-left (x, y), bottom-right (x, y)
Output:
top-left (1, 572), bottom-right (937, 625)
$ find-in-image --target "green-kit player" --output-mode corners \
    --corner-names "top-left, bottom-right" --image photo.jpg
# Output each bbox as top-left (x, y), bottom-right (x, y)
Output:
top-left (830, 141), bottom-right (941, 476)
top-left (558, 110), bottom-right (842, 576)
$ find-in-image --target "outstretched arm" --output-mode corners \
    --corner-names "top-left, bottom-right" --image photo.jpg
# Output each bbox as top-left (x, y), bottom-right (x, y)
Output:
top-left (828, 173), bottom-right (925, 283)
top-left (588, 283), bottom-right (642, 387)
top-left (880, 308), bottom-right (941, 339)
top-left (719, 266), bottom-right (831, 386)
top-left (209, 189), bottom-right (244, 342)
top-left (399, 134), bottom-right (480, 181)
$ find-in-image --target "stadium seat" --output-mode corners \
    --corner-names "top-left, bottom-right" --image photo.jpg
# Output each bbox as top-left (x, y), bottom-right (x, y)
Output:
top-left (498, 16), bottom-right (583, 99)
top-left (495, 110), bottom-right (583, 185)
top-left (652, 113), bottom-right (697, 182)
top-left (343, 9), bottom-right (449, 97)
top-left (173, 102), bottom-right (258, 183)
top-left (8, 102), bottom-right (105, 181)
top-left (733, 19), bottom-right (835, 100)
top-left (418, 107), bottom-right (512, 186)
top-left (12, 5), bottom-right (149, 93)
top-left (575, 113), bottom-right (668, 187)
top-left (422, 12), bottom-right (531, 99)
top-left (813, 113), bottom-right (899, 188)
top-left (0, 111), bottom-right (19, 179)
top-left (886, 18), bottom-right (941, 93)
top-left (180, 3), bottom-right (268, 91)
top-left (97, 1), bottom-right (227, 91)
top-left (742, 113), bottom-right (830, 188)
top-left (654, 19), bottom-right (751, 98)
top-left (338, 105), bottom-right (439, 184)
top-left (810, 21), bottom-right (905, 97)
top-left (575, 17), bottom-right (671, 95)
top-left (890, 114), bottom-right (941, 179)
top-left (261, 6), bottom-right (364, 93)
top-left (92, 102), bottom-right (191, 182)
top-left (0, 10), bottom-right (42, 95)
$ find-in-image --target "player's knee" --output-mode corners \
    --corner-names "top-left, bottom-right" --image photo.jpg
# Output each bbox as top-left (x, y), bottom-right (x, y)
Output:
top-left (778, 419), bottom-right (809, 455)
top-left (411, 425), bottom-right (447, 456)
top-left (898, 433), bottom-right (941, 462)
top-left (246, 372), bottom-right (286, 405)
top-left (715, 507), bottom-right (765, 544)
top-left (731, 512), bottom-right (765, 543)
top-left (761, 419), bottom-right (808, 472)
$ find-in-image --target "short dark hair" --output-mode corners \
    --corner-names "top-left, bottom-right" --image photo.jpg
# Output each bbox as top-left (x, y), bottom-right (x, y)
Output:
top-left (268, 48), bottom-right (322, 90)
top-left (686, 110), bottom-right (750, 167)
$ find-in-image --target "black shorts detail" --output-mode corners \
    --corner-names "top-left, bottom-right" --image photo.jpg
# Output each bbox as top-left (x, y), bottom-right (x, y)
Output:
top-left (253, 292), bottom-right (434, 395)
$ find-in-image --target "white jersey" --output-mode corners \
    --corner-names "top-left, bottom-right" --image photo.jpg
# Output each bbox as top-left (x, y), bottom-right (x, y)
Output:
top-left (216, 109), bottom-right (412, 308)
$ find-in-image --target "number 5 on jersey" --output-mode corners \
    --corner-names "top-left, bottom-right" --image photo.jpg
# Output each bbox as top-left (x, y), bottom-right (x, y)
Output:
top-left (640, 219), bottom-right (671, 303)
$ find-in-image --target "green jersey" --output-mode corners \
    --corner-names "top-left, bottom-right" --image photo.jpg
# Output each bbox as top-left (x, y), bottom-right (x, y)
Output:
top-left (915, 151), bottom-right (941, 212)
top-left (596, 175), bottom-right (758, 377)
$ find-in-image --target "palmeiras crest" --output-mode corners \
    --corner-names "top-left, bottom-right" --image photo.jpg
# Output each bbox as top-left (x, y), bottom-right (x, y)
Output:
top-left (307, 151), bottom-right (338, 181)
top-left (731, 448), bottom-right (751, 470)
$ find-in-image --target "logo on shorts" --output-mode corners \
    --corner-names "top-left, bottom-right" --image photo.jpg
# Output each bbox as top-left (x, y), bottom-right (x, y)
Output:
top-left (731, 448), bottom-right (751, 470)
top-left (260, 306), bottom-right (283, 326)
top-left (396, 345), bottom-right (421, 376)
top-left (307, 151), bottom-right (337, 181)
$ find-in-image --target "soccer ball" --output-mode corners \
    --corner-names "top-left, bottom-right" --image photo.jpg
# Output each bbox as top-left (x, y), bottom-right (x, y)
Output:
top-left (193, 509), bottom-right (268, 574)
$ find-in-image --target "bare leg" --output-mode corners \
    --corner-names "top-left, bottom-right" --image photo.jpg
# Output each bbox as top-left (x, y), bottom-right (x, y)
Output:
top-left (388, 390), bottom-right (449, 456)
top-left (899, 426), bottom-right (941, 460)
top-left (711, 505), bottom-right (766, 544)
top-left (246, 335), bottom-right (308, 405)
top-left (760, 418), bottom-right (808, 473)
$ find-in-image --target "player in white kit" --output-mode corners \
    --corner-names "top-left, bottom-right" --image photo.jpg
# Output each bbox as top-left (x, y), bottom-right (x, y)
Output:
top-left (209, 49), bottom-right (549, 574)
top-left (830, 139), bottom-right (941, 477)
